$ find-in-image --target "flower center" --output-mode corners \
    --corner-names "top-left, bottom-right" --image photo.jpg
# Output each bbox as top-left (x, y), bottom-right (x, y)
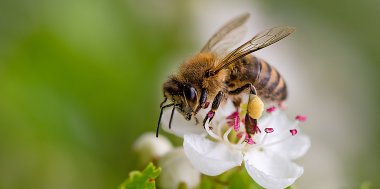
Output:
top-left (204, 105), bottom-right (307, 152)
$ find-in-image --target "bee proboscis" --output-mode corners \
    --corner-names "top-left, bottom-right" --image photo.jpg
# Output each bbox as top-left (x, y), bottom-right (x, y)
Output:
top-left (156, 13), bottom-right (295, 138)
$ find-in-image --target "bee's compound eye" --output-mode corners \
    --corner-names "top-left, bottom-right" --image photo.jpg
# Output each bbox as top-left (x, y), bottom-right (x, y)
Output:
top-left (183, 85), bottom-right (197, 102)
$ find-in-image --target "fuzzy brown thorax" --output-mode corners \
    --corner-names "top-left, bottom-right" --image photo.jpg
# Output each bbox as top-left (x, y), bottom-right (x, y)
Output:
top-left (176, 53), bottom-right (227, 97)
top-left (162, 53), bottom-right (227, 119)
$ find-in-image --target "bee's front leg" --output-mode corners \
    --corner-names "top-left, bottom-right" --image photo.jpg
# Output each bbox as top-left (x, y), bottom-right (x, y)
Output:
top-left (203, 91), bottom-right (224, 126)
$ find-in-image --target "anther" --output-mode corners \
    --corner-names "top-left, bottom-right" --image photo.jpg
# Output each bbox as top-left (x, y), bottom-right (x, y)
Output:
top-left (234, 116), bottom-right (240, 131)
top-left (264, 128), bottom-right (274, 133)
top-left (253, 125), bottom-right (261, 134)
top-left (266, 106), bottom-right (276, 113)
top-left (227, 112), bottom-right (239, 119)
top-left (245, 135), bottom-right (255, 144)
top-left (295, 115), bottom-right (307, 122)
top-left (290, 129), bottom-right (298, 136)
top-left (236, 132), bottom-right (244, 139)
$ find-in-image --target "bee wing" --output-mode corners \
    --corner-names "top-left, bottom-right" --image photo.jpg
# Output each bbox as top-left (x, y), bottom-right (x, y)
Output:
top-left (211, 26), bottom-right (295, 73)
top-left (200, 13), bottom-right (250, 53)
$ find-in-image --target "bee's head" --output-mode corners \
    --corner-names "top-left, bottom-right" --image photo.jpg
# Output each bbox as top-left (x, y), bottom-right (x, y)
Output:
top-left (162, 78), bottom-right (199, 121)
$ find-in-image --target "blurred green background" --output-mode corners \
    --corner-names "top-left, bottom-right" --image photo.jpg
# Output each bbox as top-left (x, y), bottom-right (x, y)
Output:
top-left (0, 0), bottom-right (379, 188)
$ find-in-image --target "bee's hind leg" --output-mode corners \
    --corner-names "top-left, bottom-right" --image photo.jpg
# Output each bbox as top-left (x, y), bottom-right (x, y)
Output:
top-left (228, 83), bottom-right (263, 138)
top-left (203, 91), bottom-right (224, 127)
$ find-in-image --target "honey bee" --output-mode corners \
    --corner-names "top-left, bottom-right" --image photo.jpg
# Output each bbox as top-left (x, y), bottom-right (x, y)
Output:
top-left (156, 13), bottom-right (295, 137)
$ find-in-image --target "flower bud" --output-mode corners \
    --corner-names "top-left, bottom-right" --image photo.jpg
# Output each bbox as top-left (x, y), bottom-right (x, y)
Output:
top-left (133, 132), bottom-right (173, 165)
top-left (158, 148), bottom-right (201, 189)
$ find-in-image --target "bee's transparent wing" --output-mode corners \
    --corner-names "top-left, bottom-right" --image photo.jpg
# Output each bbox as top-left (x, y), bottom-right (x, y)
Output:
top-left (211, 26), bottom-right (295, 73)
top-left (200, 13), bottom-right (250, 55)
top-left (210, 26), bottom-right (248, 57)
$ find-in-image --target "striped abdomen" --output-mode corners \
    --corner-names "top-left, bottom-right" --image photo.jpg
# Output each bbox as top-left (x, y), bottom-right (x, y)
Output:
top-left (226, 54), bottom-right (287, 102)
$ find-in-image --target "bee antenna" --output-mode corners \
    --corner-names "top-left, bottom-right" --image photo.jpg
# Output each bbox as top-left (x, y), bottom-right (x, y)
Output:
top-left (168, 103), bottom-right (176, 129)
top-left (156, 103), bottom-right (174, 138)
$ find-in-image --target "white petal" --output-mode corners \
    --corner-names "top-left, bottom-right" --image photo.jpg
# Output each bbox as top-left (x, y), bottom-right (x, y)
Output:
top-left (183, 134), bottom-right (243, 176)
top-left (161, 109), bottom-right (205, 137)
top-left (255, 111), bottom-right (299, 146)
top-left (244, 151), bottom-right (304, 189)
top-left (158, 148), bottom-right (201, 189)
top-left (266, 134), bottom-right (311, 160)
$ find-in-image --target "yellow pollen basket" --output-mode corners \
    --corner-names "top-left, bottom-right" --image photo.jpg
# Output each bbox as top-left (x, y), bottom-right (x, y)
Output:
top-left (247, 94), bottom-right (264, 119)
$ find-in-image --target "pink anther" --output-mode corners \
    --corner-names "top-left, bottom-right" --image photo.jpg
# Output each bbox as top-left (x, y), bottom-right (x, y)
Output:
top-left (290, 129), bottom-right (298, 136)
top-left (264, 128), bottom-right (274, 133)
top-left (234, 116), bottom-right (240, 132)
top-left (227, 111), bottom-right (239, 119)
top-left (295, 115), bottom-right (307, 122)
top-left (266, 106), bottom-right (276, 113)
top-left (236, 132), bottom-right (244, 139)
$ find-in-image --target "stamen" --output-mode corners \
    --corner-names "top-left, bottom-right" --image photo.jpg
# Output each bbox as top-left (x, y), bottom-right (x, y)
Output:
top-left (259, 129), bottom-right (273, 145)
top-left (204, 121), bottom-right (220, 140)
top-left (252, 125), bottom-right (261, 134)
top-left (266, 106), bottom-right (276, 113)
top-left (227, 120), bottom-right (235, 127)
top-left (236, 132), bottom-right (244, 139)
top-left (290, 129), bottom-right (298, 136)
top-left (234, 116), bottom-right (240, 132)
top-left (227, 111), bottom-right (239, 119)
top-left (237, 134), bottom-right (246, 144)
top-left (295, 115), bottom-right (307, 122)
top-left (226, 111), bottom-right (240, 132)
top-left (234, 135), bottom-right (247, 149)
top-left (223, 127), bottom-right (233, 142)
top-left (245, 135), bottom-right (255, 144)
top-left (264, 128), bottom-right (274, 133)
top-left (244, 134), bottom-right (255, 144)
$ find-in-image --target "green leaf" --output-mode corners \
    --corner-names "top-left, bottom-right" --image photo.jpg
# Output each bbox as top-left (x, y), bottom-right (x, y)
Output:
top-left (119, 163), bottom-right (161, 189)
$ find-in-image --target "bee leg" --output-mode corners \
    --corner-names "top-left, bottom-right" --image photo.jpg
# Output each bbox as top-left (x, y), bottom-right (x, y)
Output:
top-left (228, 84), bottom-right (263, 137)
top-left (232, 97), bottom-right (242, 111)
top-left (228, 83), bottom-right (253, 95)
top-left (195, 88), bottom-right (208, 114)
top-left (203, 91), bottom-right (224, 127)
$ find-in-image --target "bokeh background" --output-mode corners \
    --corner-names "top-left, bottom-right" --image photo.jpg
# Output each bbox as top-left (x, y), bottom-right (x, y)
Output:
top-left (1, 0), bottom-right (379, 188)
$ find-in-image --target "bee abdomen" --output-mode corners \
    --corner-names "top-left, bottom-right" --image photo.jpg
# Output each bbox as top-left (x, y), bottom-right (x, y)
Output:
top-left (238, 55), bottom-right (287, 102)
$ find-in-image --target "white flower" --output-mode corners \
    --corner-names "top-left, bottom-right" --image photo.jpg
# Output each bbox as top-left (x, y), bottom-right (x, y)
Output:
top-left (133, 132), bottom-right (173, 165)
top-left (161, 101), bottom-right (310, 189)
top-left (158, 148), bottom-right (201, 189)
